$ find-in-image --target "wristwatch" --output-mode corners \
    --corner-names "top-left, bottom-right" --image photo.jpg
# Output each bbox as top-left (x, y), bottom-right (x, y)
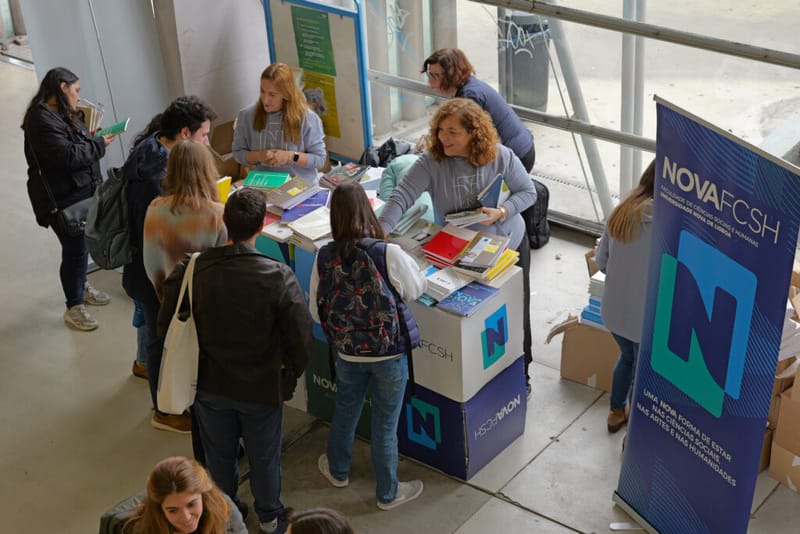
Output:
top-left (292, 152), bottom-right (300, 163)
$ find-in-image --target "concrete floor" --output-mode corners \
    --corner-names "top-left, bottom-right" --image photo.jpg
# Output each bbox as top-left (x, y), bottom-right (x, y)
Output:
top-left (1, 57), bottom-right (796, 533)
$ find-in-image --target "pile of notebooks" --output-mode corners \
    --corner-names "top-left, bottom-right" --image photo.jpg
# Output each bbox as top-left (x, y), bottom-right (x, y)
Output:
top-left (580, 271), bottom-right (606, 329)
top-left (423, 266), bottom-right (472, 301)
top-left (420, 224), bottom-right (515, 282)
top-left (288, 207), bottom-right (332, 251)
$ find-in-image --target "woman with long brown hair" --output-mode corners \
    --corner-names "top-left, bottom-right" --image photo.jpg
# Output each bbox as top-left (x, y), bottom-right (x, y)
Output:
top-left (309, 182), bottom-right (426, 511)
top-left (22, 67), bottom-right (118, 331)
top-left (594, 159), bottom-right (656, 433)
top-left (142, 139), bottom-right (227, 433)
top-left (232, 62), bottom-right (326, 183)
top-left (123, 456), bottom-right (245, 534)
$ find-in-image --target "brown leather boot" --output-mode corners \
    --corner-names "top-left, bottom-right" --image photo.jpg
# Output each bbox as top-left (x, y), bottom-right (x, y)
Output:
top-left (607, 407), bottom-right (628, 433)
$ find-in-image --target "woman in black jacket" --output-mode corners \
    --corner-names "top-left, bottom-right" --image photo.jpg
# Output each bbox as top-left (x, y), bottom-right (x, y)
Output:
top-left (22, 67), bottom-right (117, 331)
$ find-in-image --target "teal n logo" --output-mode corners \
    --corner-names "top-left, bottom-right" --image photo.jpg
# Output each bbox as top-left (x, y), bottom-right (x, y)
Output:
top-left (651, 231), bottom-right (756, 417)
top-left (406, 397), bottom-right (441, 450)
top-left (482, 305), bottom-right (508, 369)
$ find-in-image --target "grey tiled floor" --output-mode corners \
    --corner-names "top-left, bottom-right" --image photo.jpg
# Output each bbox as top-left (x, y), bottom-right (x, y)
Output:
top-left (0, 60), bottom-right (795, 533)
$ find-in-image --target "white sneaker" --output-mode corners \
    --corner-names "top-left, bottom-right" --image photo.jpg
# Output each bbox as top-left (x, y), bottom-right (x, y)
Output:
top-left (377, 480), bottom-right (423, 510)
top-left (84, 281), bottom-right (110, 306)
top-left (318, 453), bottom-right (349, 488)
top-left (64, 304), bottom-right (98, 331)
top-left (259, 518), bottom-right (278, 534)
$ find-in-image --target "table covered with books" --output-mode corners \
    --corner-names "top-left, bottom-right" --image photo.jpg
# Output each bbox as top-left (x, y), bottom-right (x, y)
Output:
top-left (242, 166), bottom-right (527, 480)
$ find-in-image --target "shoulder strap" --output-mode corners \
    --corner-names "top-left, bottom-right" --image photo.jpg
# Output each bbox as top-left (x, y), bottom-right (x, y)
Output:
top-left (172, 252), bottom-right (200, 321)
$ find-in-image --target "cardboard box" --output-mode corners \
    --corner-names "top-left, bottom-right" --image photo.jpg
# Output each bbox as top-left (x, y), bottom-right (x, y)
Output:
top-left (585, 249), bottom-right (600, 277)
top-left (768, 392), bottom-right (783, 430)
top-left (768, 440), bottom-right (800, 492)
top-left (759, 428), bottom-right (773, 472)
top-left (210, 121), bottom-right (240, 182)
top-left (398, 355), bottom-right (527, 480)
top-left (775, 389), bottom-right (800, 454)
top-left (546, 316), bottom-right (619, 391)
top-left (406, 267), bottom-right (524, 403)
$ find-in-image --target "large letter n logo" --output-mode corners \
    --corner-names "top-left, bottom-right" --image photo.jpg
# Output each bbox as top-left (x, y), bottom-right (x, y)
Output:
top-left (406, 397), bottom-right (441, 450)
top-left (651, 231), bottom-right (755, 417)
top-left (482, 305), bottom-right (508, 369)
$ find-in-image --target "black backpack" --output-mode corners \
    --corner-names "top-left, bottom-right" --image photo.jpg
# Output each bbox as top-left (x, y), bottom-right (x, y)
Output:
top-left (521, 178), bottom-right (550, 249)
top-left (85, 167), bottom-right (134, 269)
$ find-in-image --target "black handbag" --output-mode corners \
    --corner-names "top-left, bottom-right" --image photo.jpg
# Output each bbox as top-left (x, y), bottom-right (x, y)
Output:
top-left (26, 138), bottom-right (92, 237)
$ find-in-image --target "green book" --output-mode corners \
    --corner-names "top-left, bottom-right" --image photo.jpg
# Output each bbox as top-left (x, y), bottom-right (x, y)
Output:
top-left (243, 170), bottom-right (291, 190)
top-left (93, 117), bottom-right (130, 137)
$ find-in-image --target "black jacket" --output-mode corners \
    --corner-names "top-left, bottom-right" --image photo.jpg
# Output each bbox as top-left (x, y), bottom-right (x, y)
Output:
top-left (158, 243), bottom-right (313, 406)
top-left (121, 134), bottom-right (167, 305)
top-left (24, 103), bottom-right (105, 227)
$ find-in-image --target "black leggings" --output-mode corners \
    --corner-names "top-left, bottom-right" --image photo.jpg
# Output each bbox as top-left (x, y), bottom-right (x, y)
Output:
top-left (515, 234), bottom-right (533, 382)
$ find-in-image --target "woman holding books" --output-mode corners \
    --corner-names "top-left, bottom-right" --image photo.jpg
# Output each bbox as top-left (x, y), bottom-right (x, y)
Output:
top-left (594, 160), bottom-right (655, 433)
top-left (232, 62), bottom-right (327, 183)
top-left (22, 67), bottom-right (118, 331)
top-left (142, 140), bottom-right (227, 434)
top-left (378, 98), bottom-right (537, 395)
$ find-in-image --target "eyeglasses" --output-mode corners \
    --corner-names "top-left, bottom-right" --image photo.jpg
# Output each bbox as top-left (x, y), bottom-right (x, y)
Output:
top-left (425, 70), bottom-right (443, 81)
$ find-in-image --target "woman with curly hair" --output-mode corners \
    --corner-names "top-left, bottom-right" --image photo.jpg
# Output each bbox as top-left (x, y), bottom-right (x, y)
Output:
top-left (378, 97), bottom-right (537, 394)
top-left (123, 456), bottom-right (246, 534)
top-left (232, 62), bottom-right (327, 183)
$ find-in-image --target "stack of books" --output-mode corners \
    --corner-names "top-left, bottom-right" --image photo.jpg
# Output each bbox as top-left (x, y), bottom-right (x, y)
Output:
top-left (266, 175), bottom-right (321, 211)
top-left (280, 189), bottom-right (330, 223)
top-left (581, 271), bottom-right (606, 329)
top-left (242, 170), bottom-right (290, 191)
top-left (320, 162), bottom-right (369, 189)
top-left (455, 231), bottom-right (509, 270)
top-left (453, 247), bottom-right (519, 282)
top-left (423, 266), bottom-right (473, 302)
top-left (436, 281), bottom-right (500, 317)
top-left (287, 206), bottom-right (331, 251)
top-left (76, 98), bottom-right (104, 133)
top-left (420, 224), bottom-right (476, 269)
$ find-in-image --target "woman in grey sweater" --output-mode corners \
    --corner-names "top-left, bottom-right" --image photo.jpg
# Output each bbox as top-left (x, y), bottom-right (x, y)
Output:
top-left (378, 98), bottom-right (537, 394)
top-left (594, 160), bottom-right (655, 433)
top-left (232, 62), bottom-right (326, 183)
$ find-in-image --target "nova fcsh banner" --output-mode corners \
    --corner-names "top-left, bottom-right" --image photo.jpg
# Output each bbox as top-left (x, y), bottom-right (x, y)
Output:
top-left (613, 97), bottom-right (800, 533)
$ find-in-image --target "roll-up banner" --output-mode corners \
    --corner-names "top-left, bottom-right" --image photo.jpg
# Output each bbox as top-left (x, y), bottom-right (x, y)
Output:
top-left (614, 97), bottom-right (800, 533)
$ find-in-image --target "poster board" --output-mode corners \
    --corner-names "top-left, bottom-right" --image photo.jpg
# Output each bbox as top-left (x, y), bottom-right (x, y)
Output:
top-left (264, 0), bottom-right (371, 162)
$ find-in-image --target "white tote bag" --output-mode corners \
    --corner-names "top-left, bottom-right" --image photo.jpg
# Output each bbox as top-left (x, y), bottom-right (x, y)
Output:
top-left (157, 252), bottom-right (200, 415)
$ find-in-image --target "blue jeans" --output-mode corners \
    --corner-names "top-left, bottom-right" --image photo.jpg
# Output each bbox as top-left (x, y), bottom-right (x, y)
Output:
top-left (49, 214), bottom-right (88, 309)
top-left (327, 355), bottom-right (408, 504)
top-left (194, 391), bottom-right (285, 525)
top-left (610, 333), bottom-right (639, 409)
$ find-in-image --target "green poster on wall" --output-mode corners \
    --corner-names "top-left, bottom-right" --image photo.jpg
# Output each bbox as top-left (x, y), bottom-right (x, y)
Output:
top-left (291, 6), bottom-right (336, 77)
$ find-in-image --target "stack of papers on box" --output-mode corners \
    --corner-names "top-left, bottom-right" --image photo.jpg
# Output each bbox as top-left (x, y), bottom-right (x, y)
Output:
top-left (444, 208), bottom-right (490, 227)
top-left (421, 224), bottom-right (476, 269)
top-left (266, 175), bottom-right (320, 210)
top-left (424, 266), bottom-right (472, 301)
top-left (589, 271), bottom-right (606, 297)
top-left (287, 207), bottom-right (331, 251)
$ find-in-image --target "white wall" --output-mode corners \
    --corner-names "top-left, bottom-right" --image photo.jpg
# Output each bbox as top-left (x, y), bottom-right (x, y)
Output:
top-left (19, 0), bottom-right (171, 168)
top-left (155, 0), bottom-right (271, 124)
